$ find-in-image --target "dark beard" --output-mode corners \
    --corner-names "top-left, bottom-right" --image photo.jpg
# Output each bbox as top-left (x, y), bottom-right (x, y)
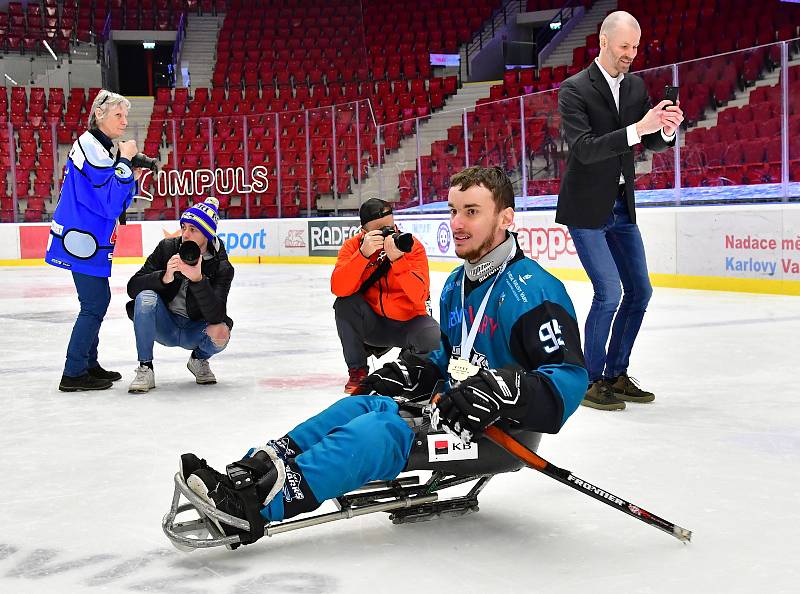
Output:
top-left (457, 233), bottom-right (500, 264)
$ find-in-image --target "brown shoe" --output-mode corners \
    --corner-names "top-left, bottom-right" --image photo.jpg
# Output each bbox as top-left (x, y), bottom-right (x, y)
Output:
top-left (581, 380), bottom-right (625, 410)
top-left (610, 373), bottom-right (655, 403)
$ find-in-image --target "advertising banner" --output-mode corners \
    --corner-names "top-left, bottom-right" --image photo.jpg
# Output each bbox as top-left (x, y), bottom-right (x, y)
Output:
top-left (0, 223), bottom-right (19, 260)
top-left (18, 223), bottom-right (142, 260)
top-left (676, 207), bottom-right (785, 279)
top-left (278, 219), bottom-right (310, 257)
top-left (396, 217), bottom-right (455, 258)
top-left (307, 219), bottom-right (361, 257)
top-left (512, 212), bottom-right (582, 269)
top-left (216, 219), bottom-right (278, 257)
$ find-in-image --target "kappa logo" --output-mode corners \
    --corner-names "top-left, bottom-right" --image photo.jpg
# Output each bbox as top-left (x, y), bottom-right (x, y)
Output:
top-left (284, 229), bottom-right (306, 248)
top-left (283, 467), bottom-right (305, 502)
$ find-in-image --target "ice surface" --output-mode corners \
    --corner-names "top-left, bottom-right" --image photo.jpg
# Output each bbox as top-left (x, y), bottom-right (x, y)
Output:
top-left (1, 263), bottom-right (798, 593)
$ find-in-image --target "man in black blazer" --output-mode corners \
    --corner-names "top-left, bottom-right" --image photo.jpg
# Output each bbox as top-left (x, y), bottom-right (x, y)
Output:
top-left (556, 11), bottom-right (683, 410)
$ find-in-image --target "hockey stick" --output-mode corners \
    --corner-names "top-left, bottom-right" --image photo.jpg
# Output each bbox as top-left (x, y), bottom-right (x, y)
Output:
top-left (483, 425), bottom-right (692, 542)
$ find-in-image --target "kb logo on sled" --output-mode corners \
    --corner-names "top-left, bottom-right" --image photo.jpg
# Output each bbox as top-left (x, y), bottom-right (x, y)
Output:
top-left (427, 433), bottom-right (479, 462)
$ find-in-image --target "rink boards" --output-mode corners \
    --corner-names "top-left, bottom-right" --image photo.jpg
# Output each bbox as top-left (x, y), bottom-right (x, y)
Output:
top-left (3, 203), bottom-right (800, 295)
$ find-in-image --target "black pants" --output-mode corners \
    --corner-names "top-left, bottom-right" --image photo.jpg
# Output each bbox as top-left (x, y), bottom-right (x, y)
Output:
top-left (333, 294), bottom-right (440, 369)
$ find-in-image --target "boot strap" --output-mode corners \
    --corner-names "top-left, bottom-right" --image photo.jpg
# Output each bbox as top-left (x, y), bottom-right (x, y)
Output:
top-left (225, 460), bottom-right (267, 544)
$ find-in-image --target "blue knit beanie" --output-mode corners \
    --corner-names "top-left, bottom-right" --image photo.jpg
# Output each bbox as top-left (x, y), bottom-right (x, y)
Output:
top-left (180, 197), bottom-right (220, 243)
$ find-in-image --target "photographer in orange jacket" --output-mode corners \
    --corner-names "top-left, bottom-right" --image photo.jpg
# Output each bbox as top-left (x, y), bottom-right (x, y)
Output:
top-left (331, 198), bottom-right (440, 393)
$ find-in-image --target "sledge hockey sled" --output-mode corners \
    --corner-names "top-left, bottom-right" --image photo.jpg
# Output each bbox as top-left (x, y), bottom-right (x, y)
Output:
top-left (162, 421), bottom-right (542, 551)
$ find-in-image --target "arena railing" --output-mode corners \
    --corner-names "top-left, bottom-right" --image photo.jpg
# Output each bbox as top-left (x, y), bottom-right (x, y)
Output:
top-left (374, 38), bottom-right (800, 214)
top-left (2, 39), bottom-right (799, 223)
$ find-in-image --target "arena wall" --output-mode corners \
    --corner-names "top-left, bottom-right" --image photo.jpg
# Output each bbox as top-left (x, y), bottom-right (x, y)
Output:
top-left (3, 204), bottom-right (800, 295)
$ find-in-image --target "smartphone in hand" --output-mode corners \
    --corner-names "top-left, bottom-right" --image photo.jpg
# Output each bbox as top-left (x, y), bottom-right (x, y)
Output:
top-left (664, 85), bottom-right (679, 108)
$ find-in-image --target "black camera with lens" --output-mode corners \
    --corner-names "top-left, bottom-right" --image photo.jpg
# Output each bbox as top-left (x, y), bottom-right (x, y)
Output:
top-left (379, 226), bottom-right (414, 253)
top-left (130, 152), bottom-right (158, 172)
top-left (178, 240), bottom-right (201, 266)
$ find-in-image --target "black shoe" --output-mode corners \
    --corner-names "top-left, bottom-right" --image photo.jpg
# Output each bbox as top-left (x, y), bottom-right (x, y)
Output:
top-left (87, 365), bottom-right (122, 382)
top-left (187, 448), bottom-right (285, 548)
top-left (610, 373), bottom-right (655, 403)
top-left (580, 380), bottom-right (625, 410)
top-left (59, 373), bottom-right (113, 392)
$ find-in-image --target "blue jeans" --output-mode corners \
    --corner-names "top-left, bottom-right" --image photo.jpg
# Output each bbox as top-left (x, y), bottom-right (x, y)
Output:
top-left (569, 196), bottom-right (653, 382)
top-left (133, 290), bottom-right (228, 362)
top-left (261, 396), bottom-right (414, 522)
top-left (64, 272), bottom-right (111, 377)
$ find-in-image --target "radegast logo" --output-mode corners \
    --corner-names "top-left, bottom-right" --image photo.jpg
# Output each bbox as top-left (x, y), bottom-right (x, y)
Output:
top-left (437, 222), bottom-right (451, 253)
top-left (308, 220), bottom-right (361, 256)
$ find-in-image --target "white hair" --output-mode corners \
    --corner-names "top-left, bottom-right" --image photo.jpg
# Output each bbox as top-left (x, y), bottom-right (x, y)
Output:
top-left (88, 89), bottom-right (131, 129)
top-left (599, 11), bottom-right (641, 42)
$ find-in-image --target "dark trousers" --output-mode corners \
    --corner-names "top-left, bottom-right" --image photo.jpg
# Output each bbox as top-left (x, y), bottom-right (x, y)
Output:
top-left (333, 294), bottom-right (440, 369)
top-left (64, 271), bottom-right (111, 377)
top-left (568, 195), bottom-right (653, 382)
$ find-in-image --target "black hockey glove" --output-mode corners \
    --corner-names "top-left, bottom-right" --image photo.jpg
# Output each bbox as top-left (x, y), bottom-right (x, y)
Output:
top-left (361, 349), bottom-right (432, 397)
top-left (432, 368), bottom-right (526, 442)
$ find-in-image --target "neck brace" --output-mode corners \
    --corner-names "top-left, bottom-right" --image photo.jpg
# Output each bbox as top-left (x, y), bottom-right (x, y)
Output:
top-left (463, 233), bottom-right (514, 282)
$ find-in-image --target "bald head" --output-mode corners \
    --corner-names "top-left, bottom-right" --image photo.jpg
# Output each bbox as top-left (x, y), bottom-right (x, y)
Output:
top-left (599, 11), bottom-right (640, 41)
top-left (598, 11), bottom-right (641, 77)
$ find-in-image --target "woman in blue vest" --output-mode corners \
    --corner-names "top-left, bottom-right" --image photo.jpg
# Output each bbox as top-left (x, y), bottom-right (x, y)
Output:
top-left (45, 89), bottom-right (140, 392)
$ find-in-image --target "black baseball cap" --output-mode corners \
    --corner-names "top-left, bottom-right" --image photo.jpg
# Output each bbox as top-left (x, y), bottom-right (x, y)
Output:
top-left (359, 198), bottom-right (393, 226)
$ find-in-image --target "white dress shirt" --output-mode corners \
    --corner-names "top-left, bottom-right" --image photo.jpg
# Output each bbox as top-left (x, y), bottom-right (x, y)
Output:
top-left (594, 58), bottom-right (675, 184)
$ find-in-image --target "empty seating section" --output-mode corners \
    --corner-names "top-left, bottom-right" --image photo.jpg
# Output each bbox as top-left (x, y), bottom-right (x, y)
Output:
top-left (5, 1), bottom-right (800, 221)
top-left (142, 0), bottom-right (476, 218)
top-left (212, 0), bottom-right (479, 125)
top-left (650, 65), bottom-right (800, 189)
top-left (488, 1), bottom-right (800, 105)
top-left (1, 0), bottom-right (190, 55)
top-left (143, 88), bottom-right (379, 219)
top-left (0, 85), bottom-right (82, 222)
top-left (395, 92), bottom-right (562, 207)
top-left (398, 0), bottom-right (800, 205)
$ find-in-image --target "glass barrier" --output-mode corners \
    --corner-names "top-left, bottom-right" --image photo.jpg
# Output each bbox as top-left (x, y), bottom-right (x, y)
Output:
top-left (789, 41), bottom-right (800, 184)
top-left (2, 39), bottom-right (800, 224)
top-left (375, 39), bottom-right (800, 213)
top-left (132, 98), bottom-right (375, 221)
top-left (522, 89), bottom-right (563, 205)
top-left (636, 63), bottom-right (676, 198)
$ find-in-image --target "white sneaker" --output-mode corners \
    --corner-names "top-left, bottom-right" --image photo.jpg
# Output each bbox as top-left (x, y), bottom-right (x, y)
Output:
top-left (187, 356), bottom-right (217, 384)
top-left (128, 365), bottom-right (155, 393)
